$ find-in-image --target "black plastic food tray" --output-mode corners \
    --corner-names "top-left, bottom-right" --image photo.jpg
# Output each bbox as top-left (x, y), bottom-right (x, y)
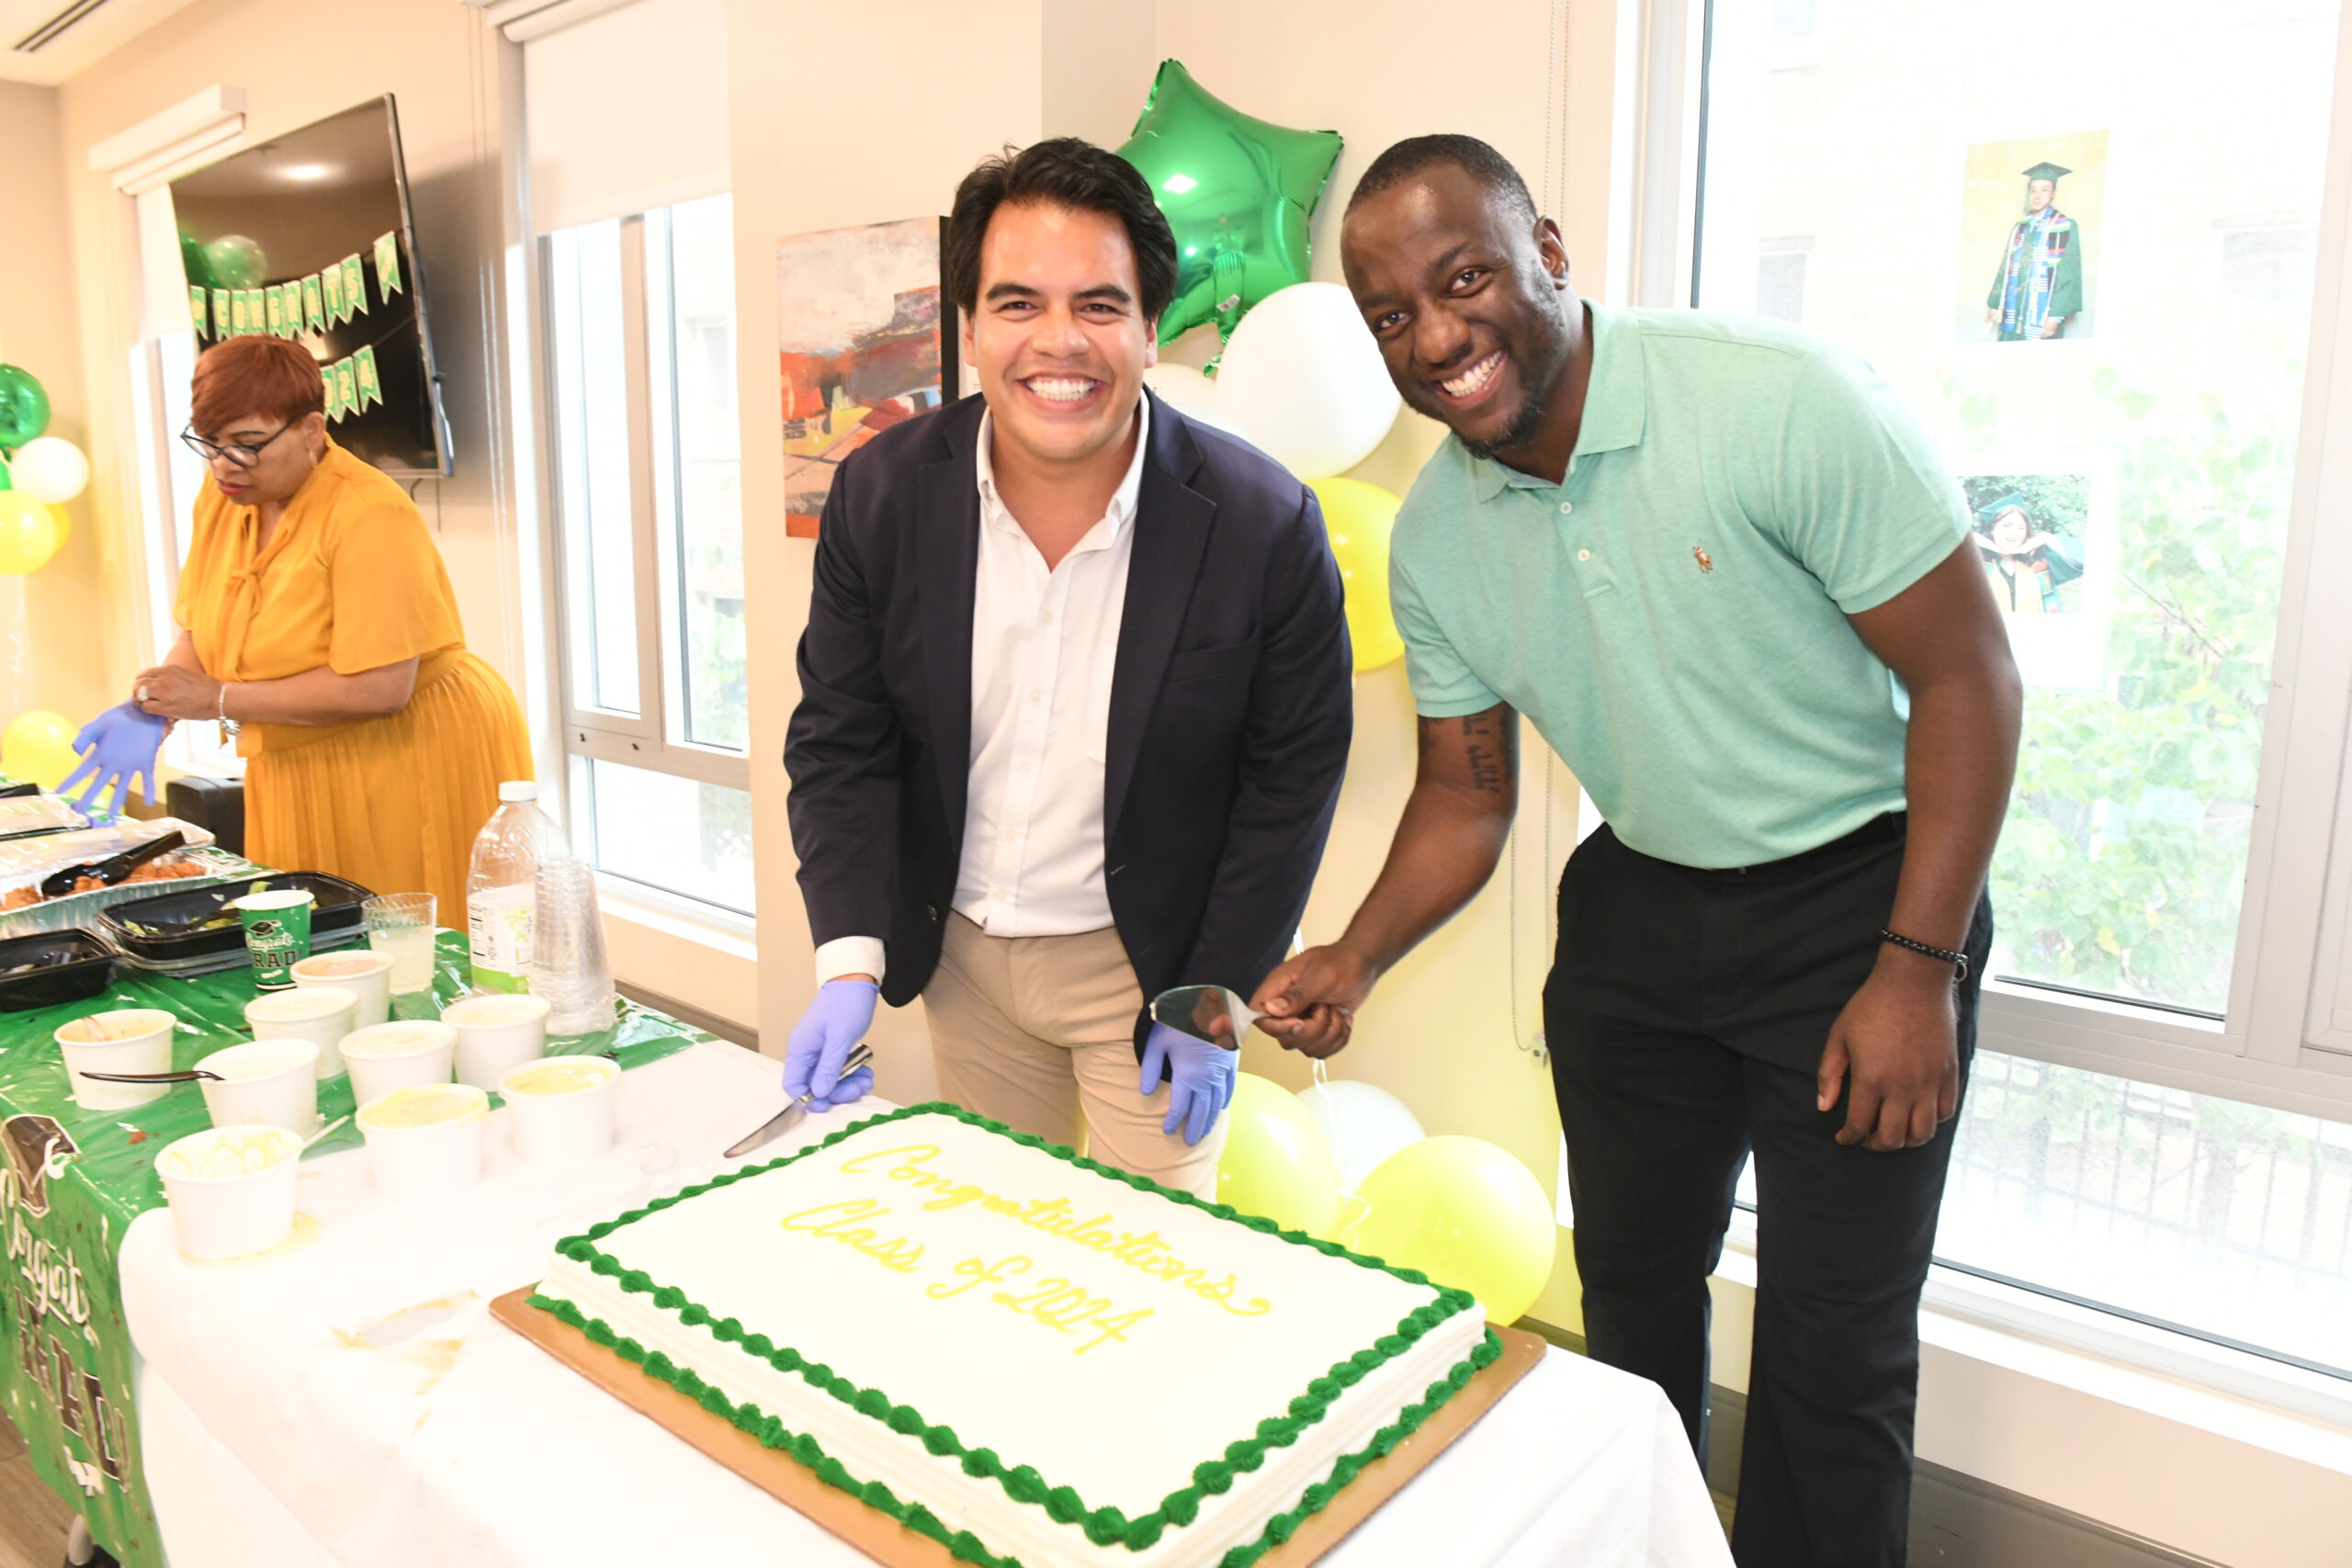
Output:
top-left (0, 928), bottom-right (117, 1012)
top-left (97, 872), bottom-right (373, 964)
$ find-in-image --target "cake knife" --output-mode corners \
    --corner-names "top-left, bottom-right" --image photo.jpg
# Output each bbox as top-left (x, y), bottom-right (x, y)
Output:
top-left (725, 1043), bottom-right (874, 1158)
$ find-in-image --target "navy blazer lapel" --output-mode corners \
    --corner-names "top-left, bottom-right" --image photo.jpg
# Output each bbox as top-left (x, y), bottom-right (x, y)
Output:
top-left (1105, 393), bottom-right (1215, 845)
top-left (916, 403), bottom-right (982, 839)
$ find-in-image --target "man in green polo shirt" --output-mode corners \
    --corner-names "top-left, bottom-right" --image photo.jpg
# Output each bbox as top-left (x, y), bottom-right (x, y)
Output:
top-left (1251, 136), bottom-right (2021, 1568)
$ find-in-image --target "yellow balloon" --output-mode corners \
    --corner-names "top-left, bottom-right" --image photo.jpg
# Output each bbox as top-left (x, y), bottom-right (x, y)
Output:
top-left (0, 492), bottom-right (60, 574)
top-left (1342, 1135), bottom-right (1558, 1325)
top-left (2, 709), bottom-right (81, 791)
top-left (1215, 1073), bottom-right (1344, 1238)
top-left (45, 503), bottom-right (68, 550)
top-left (1307, 477), bottom-right (1405, 673)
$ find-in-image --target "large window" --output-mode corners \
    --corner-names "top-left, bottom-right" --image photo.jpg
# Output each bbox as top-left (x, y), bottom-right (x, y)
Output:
top-left (544, 193), bottom-right (752, 916)
top-left (1677, 0), bottom-right (2352, 1379)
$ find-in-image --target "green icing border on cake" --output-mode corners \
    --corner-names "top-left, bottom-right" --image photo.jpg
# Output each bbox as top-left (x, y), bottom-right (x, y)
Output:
top-left (528, 1286), bottom-right (1501, 1568)
top-left (532, 1100), bottom-right (1489, 1555)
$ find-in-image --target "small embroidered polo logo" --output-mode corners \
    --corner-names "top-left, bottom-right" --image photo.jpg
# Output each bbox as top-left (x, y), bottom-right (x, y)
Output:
top-left (1692, 545), bottom-right (1714, 573)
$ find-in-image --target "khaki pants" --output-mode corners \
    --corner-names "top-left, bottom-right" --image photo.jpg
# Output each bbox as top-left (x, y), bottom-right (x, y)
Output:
top-left (924, 913), bottom-right (1227, 1198)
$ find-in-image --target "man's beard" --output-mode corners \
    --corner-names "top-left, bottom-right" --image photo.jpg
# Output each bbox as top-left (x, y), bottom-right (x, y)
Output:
top-left (1456, 377), bottom-right (1553, 461)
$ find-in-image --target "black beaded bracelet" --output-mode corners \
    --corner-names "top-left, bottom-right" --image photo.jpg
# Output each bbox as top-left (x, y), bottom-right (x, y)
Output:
top-left (1880, 928), bottom-right (1969, 981)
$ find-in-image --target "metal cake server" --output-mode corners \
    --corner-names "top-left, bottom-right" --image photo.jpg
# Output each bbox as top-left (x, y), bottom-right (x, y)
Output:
top-left (726, 1042), bottom-right (874, 1159)
top-left (1148, 984), bottom-right (1256, 1051)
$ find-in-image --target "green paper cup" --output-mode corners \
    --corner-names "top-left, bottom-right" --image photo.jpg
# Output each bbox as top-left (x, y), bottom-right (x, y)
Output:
top-left (233, 888), bottom-right (316, 988)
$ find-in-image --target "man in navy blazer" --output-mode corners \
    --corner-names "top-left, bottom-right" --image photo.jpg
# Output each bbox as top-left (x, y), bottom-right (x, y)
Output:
top-left (782, 139), bottom-right (1352, 1194)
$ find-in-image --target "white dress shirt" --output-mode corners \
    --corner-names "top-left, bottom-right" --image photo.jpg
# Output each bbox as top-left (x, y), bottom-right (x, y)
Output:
top-left (814, 397), bottom-right (1148, 985)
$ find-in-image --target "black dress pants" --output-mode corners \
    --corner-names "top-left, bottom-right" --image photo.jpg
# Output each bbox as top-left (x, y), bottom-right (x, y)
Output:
top-left (1544, 815), bottom-right (1993, 1568)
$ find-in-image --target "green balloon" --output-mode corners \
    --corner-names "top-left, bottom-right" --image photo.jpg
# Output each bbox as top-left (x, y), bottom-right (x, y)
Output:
top-left (1116, 60), bottom-right (1341, 346)
top-left (205, 233), bottom-right (267, 290)
top-left (0, 457), bottom-right (11, 491)
top-left (179, 231), bottom-right (215, 291)
top-left (0, 367), bottom-right (50, 452)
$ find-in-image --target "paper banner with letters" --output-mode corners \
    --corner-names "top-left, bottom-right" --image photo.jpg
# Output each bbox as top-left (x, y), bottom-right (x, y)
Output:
top-left (333, 359), bottom-right (357, 419)
top-left (320, 263), bottom-right (345, 323)
top-left (187, 286), bottom-right (209, 339)
top-left (303, 275), bottom-right (325, 334)
top-left (339, 255), bottom-right (366, 320)
top-left (372, 230), bottom-right (403, 300)
top-left (353, 345), bottom-right (383, 410)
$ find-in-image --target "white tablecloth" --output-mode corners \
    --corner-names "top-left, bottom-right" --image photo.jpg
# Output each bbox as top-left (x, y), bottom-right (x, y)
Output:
top-left (119, 1042), bottom-right (1730, 1568)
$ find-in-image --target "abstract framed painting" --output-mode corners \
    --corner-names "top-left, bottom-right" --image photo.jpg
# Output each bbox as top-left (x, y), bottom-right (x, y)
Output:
top-left (777, 215), bottom-right (958, 538)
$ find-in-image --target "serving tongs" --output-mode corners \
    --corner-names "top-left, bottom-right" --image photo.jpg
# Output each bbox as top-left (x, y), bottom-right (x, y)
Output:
top-left (76, 1066), bottom-right (223, 1084)
top-left (39, 830), bottom-right (186, 898)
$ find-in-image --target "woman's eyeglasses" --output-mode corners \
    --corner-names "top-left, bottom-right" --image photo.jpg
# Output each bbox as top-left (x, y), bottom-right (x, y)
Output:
top-left (180, 423), bottom-right (297, 470)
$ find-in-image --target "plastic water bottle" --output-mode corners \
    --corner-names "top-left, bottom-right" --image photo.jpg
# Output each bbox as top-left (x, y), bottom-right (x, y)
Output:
top-left (530, 853), bottom-right (616, 1036)
top-left (465, 781), bottom-right (564, 996)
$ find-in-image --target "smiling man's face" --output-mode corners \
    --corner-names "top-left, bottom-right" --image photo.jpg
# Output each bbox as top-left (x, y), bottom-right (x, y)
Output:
top-left (1341, 162), bottom-right (1577, 464)
top-left (963, 200), bottom-right (1156, 474)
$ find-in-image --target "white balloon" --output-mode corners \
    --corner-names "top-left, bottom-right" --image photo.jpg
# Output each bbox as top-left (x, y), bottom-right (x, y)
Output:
top-left (1295, 1079), bottom-right (1425, 1192)
top-left (1142, 362), bottom-right (1216, 412)
top-left (9, 437), bottom-right (87, 504)
top-left (1142, 361), bottom-right (1256, 443)
top-left (1211, 282), bottom-right (1401, 479)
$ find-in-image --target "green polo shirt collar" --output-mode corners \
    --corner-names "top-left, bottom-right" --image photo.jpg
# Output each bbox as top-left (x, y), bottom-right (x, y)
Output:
top-left (1470, 301), bottom-right (1649, 502)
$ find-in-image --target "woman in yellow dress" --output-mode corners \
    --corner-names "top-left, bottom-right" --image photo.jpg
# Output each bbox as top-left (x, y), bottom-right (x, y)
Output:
top-left (99, 336), bottom-right (530, 917)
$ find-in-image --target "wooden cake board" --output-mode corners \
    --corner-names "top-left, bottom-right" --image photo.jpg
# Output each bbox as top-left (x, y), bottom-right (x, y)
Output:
top-left (492, 1287), bottom-right (1544, 1568)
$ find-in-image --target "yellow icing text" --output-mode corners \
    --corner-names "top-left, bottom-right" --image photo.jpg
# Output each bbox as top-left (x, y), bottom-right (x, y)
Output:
top-left (836, 1144), bottom-right (1272, 1316)
top-left (779, 1199), bottom-right (926, 1274)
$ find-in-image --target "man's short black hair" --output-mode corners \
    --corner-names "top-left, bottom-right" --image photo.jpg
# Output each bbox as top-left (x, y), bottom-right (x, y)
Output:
top-left (945, 138), bottom-right (1179, 326)
top-left (1348, 134), bottom-right (1539, 225)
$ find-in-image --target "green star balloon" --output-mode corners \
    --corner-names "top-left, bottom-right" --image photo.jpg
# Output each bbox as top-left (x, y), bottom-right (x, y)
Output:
top-left (0, 366), bottom-right (50, 454)
top-left (1117, 60), bottom-right (1341, 346)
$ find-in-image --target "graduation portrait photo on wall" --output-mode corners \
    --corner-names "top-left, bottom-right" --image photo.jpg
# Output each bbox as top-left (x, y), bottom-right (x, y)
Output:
top-left (1959, 130), bottom-right (2109, 342)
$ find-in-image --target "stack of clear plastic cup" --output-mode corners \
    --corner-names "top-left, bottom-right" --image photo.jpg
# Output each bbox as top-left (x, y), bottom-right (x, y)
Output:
top-left (528, 854), bottom-right (615, 1037)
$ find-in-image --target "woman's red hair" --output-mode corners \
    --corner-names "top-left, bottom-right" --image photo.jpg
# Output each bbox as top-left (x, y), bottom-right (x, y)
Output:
top-left (190, 336), bottom-right (325, 434)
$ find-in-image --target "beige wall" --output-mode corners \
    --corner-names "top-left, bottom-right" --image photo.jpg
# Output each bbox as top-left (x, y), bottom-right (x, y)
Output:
top-left (0, 81), bottom-right (101, 733)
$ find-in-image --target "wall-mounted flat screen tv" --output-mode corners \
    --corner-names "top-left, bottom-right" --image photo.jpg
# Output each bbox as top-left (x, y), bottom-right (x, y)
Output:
top-left (171, 96), bottom-right (452, 476)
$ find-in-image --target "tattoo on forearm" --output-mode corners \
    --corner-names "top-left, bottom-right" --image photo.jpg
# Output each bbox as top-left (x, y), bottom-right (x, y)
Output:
top-left (1464, 746), bottom-right (1503, 792)
top-left (1457, 711), bottom-right (1512, 794)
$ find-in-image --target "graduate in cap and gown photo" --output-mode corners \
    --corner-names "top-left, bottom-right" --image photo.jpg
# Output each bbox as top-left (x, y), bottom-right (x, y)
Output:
top-left (1985, 162), bottom-right (2085, 341)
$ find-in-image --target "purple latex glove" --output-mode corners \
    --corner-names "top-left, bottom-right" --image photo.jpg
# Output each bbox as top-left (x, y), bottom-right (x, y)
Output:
top-left (1138, 1021), bottom-right (1238, 1146)
top-left (783, 979), bottom-right (877, 1111)
top-left (59, 703), bottom-right (169, 816)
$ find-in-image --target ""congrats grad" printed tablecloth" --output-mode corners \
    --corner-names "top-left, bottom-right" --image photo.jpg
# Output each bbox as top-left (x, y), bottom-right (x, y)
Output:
top-left (0, 930), bottom-right (702, 1568)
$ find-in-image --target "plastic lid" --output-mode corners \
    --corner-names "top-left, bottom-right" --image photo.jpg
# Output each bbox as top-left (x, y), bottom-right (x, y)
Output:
top-left (498, 781), bottom-right (537, 803)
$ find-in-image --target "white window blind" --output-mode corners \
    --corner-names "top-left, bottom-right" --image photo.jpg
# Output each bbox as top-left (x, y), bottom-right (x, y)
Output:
top-left (517, 0), bottom-right (730, 233)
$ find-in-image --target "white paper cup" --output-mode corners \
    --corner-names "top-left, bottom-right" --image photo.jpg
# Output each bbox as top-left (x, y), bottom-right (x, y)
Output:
top-left (444, 992), bottom-right (551, 1090)
top-left (498, 1055), bottom-right (619, 1165)
top-left (244, 987), bottom-right (358, 1080)
top-left (54, 1009), bottom-right (177, 1111)
top-left (341, 1021), bottom-right (458, 1107)
top-left (357, 1083), bottom-right (488, 1201)
top-left (193, 1040), bottom-right (321, 1134)
top-left (291, 950), bottom-right (394, 1031)
top-left (156, 1124), bottom-right (303, 1260)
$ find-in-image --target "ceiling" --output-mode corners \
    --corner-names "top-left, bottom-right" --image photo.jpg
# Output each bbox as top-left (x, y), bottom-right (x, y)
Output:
top-left (0, 0), bottom-right (201, 86)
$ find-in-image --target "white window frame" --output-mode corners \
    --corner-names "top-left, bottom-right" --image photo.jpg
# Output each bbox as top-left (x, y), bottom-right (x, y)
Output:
top-left (1622, 0), bottom-right (2352, 1122)
top-left (536, 198), bottom-right (754, 925)
top-left (540, 206), bottom-right (750, 793)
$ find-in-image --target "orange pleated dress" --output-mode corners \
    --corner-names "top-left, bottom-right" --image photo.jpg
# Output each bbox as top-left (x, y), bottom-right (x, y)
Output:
top-left (176, 439), bottom-right (533, 919)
